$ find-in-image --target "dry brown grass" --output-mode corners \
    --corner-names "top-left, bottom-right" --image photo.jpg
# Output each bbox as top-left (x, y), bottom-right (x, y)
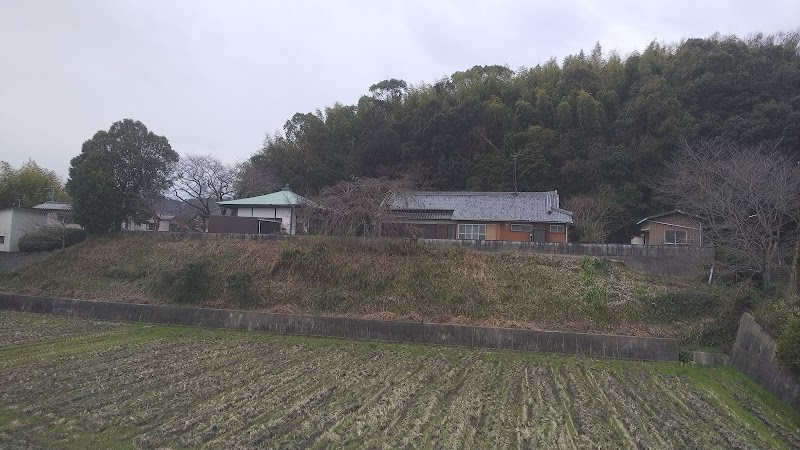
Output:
top-left (1, 234), bottom-right (694, 337)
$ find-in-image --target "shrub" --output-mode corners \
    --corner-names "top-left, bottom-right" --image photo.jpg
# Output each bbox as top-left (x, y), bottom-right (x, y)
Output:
top-left (384, 239), bottom-right (428, 256)
top-left (579, 256), bottom-right (611, 317)
top-left (18, 228), bottom-right (88, 252)
top-left (584, 284), bottom-right (609, 315)
top-left (271, 242), bottom-right (335, 282)
top-left (312, 289), bottom-right (346, 311)
top-left (642, 290), bottom-right (720, 322)
top-left (776, 316), bottom-right (800, 374)
top-left (225, 271), bottom-right (255, 307)
top-left (158, 261), bottom-right (211, 305)
top-left (579, 256), bottom-right (609, 282)
top-left (644, 287), bottom-right (758, 351)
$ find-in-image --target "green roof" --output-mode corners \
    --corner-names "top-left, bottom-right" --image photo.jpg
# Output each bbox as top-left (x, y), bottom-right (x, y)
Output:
top-left (217, 189), bottom-right (306, 207)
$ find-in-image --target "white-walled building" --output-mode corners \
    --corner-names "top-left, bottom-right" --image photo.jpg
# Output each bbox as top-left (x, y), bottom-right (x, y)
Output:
top-left (214, 186), bottom-right (307, 235)
top-left (0, 207), bottom-right (50, 252)
top-left (121, 214), bottom-right (178, 232)
top-left (32, 201), bottom-right (75, 226)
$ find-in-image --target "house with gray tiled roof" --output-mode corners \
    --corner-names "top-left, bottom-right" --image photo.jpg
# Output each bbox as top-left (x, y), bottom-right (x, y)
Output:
top-left (384, 191), bottom-right (573, 243)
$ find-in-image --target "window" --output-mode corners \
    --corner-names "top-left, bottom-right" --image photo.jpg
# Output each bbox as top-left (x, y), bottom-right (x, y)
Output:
top-left (664, 230), bottom-right (688, 245)
top-left (458, 224), bottom-right (486, 240)
top-left (0, 236), bottom-right (4, 244)
top-left (549, 225), bottom-right (565, 233)
top-left (146, 223), bottom-right (156, 231)
top-left (510, 224), bottom-right (533, 232)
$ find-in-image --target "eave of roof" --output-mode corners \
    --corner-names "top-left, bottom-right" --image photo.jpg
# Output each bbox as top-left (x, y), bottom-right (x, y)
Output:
top-left (32, 202), bottom-right (73, 211)
top-left (636, 209), bottom-right (693, 225)
top-left (217, 189), bottom-right (306, 207)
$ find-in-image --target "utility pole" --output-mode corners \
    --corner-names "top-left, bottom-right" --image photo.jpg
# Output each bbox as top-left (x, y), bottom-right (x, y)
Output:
top-left (511, 154), bottom-right (521, 192)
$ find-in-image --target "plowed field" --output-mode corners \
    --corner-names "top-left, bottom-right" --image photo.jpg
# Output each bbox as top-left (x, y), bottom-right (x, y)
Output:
top-left (1, 311), bottom-right (798, 449)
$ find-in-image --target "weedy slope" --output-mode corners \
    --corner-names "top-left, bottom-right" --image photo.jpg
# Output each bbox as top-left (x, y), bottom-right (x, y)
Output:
top-left (0, 234), bottom-right (752, 346)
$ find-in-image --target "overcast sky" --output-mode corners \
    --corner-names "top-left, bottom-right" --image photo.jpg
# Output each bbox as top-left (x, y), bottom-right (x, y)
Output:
top-left (1, 0), bottom-right (798, 179)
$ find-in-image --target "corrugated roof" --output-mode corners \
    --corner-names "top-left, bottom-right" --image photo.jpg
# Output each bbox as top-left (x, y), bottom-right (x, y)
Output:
top-left (387, 191), bottom-right (573, 223)
top-left (33, 202), bottom-right (72, 211)
top-left (217, 188), bottom-right (306, 207)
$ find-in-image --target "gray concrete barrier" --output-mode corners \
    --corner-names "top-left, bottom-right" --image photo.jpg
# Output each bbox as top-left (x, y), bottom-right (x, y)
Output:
top-left (418, 239), bottom-right (713, 277)
top-left (0, 293), bottom-right (679, 361)
top-left (730, 313), bottom-right (800, 412)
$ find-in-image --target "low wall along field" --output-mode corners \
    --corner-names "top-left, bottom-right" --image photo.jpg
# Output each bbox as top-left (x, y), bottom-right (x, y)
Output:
top-left (0, 293), bottom-right (679, 361)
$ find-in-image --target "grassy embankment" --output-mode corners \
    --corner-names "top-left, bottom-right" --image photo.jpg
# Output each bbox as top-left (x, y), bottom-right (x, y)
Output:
top-left (1, 311), bottom-right (799, 449)
top-left (0, 233), bottom-right (796, 350)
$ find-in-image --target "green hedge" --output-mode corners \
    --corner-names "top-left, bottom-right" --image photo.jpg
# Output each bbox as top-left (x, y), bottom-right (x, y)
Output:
top-left (776, 315), bottom-right (800, 374)
top-left (18, 228), bottom-right (88, 252)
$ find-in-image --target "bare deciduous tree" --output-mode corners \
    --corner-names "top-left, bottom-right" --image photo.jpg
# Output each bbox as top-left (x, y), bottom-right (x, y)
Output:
top-left (659, 139), bottom-right (800, 285)
top-left (297, 177), bottom-right (415, 237)
top-left (565, 186), bottom-right (622, 243)
top-left (234, 159), bottom-right (281, 199)
top-left (173, 155), bottom-right (236, 231)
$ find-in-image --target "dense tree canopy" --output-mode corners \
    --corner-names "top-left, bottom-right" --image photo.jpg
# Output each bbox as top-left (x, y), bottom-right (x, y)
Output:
top-left (67, 119), bottom-right (179, 234)
top-left (0, 160), bottom-right (69, 208)
top-left (242, 31), bottom-right (800, 241)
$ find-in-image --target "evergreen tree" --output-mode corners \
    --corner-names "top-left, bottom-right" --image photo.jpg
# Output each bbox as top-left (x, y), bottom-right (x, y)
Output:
top-left (67, 120), bottom-right (178, 233)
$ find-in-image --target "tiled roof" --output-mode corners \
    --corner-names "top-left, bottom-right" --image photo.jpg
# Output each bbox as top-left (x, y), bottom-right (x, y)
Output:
top-left (386, 191), bottom-right (573, 223)
top-left (217, 188), bottom-right (306, 207)
top-left (33, 202), bottom-right (72, 211)
top-left (388, 210), bottom-right (454, 220)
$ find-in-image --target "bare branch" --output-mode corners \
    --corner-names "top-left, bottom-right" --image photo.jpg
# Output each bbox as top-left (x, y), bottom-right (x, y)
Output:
top-left (565, 186), bottom-right (622, 243)
top-left (173, 154), bottom-right (237, 232)
top-left (296, 176), bottom-right (416, 237)
top-left (657, 139), bottom-right (800, 283)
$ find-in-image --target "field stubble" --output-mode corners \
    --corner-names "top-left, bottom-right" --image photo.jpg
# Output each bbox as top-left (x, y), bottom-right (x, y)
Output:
top-left (0, 311), bottom-right (799, 449)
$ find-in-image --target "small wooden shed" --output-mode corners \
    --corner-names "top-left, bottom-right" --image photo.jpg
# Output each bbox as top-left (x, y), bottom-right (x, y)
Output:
top-left (632, 210), bottom-right (703, 246)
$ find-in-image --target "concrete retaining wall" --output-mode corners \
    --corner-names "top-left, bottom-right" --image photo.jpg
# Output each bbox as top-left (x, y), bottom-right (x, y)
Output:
top-left (124, 232), bottom-right (713, 277)
top-left (0, 293), bottom-right (679, 361)
top-left (419, 239), bottom-right (713, 277)
top-left (730, 313), bottom-right (800, 411)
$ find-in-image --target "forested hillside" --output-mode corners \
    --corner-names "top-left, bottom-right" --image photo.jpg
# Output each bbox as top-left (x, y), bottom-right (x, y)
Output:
top-left (242, 32), bottom-right (800, 235)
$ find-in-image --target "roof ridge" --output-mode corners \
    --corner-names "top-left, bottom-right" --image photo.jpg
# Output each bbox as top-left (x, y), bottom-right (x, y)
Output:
top-left (406, 190), bottom-right (556, 196)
